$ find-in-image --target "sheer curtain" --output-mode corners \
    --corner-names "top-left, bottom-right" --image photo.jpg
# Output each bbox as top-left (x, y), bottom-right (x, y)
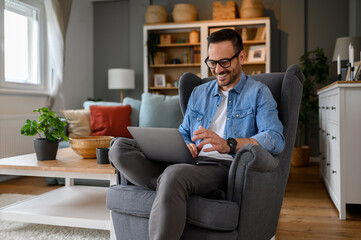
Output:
top-left (45, 0), bottom-right (72, 110)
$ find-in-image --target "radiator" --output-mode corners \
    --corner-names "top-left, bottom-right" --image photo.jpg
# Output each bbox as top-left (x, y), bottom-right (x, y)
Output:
top-left (0, 114), bottom-right (38, 158)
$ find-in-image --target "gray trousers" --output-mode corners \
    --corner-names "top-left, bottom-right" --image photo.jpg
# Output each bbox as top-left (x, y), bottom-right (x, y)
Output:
top-left (109, 138), bottom-right (230, 240)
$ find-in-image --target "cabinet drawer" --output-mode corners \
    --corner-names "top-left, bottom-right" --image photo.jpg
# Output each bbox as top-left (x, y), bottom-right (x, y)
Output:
top-left (326, 93), bottom-right (339, 123)
top-left (326, 122), bottom-right (340, 153)
top-left (329, 149), bottom-right (340, 199)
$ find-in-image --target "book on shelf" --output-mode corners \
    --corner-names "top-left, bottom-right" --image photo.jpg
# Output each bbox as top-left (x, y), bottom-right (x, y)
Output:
top-left (186, 46), bottom-right (201, 64)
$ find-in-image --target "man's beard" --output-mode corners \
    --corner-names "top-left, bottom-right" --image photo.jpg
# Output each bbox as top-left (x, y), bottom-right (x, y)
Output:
top-left (216, 68), bottom-right (241, 88)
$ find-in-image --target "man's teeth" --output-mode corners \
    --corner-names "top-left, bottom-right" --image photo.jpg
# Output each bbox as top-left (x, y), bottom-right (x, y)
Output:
top-left (218, 73), bottom-right (228, 77)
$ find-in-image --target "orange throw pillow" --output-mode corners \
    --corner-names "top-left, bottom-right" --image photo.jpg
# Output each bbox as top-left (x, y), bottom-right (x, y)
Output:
top-left (90, 105), bottom-right (132, 138)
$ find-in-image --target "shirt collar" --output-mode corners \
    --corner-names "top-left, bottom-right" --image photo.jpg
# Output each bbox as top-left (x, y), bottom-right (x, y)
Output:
top-left (211, 71), bottom-right (247, 96)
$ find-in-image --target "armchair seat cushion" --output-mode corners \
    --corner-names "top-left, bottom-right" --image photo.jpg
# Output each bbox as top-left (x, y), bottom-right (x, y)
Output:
top-left (106, 185), bottom-right (239, 231)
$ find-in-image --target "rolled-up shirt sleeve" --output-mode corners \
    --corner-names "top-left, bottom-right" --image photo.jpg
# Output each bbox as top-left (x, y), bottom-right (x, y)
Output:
top-left (251, 85), bottom-right (285, 155)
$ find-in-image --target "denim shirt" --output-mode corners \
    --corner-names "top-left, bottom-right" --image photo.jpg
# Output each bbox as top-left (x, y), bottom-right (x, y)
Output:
top-left (178, 72), bottom-right (285, 155)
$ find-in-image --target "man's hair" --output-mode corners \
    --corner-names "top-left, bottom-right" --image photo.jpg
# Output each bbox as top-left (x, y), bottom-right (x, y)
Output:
top-left (207, 28), bottom-right (243, 52)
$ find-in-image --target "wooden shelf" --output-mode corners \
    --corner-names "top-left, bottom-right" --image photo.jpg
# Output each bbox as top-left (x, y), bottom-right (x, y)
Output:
top-left (157, 43), bottom-right (201, 47)
top-left (150, 63), bottom-right (201, 68)
top-left (243, 40), bottom-right (266, 45)
top-left (149, 87), bottom-right (178, 91)
top-left (144, 18), bottom-right (271, 95)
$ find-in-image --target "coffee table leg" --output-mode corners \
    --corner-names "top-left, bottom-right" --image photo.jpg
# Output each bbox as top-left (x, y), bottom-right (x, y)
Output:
top-left (65, 177), bottom-right (74, 186)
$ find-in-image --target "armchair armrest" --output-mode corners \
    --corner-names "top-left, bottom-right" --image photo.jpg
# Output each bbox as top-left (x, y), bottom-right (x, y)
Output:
top-left (227, 144), bottom-right (280, 202)
top-left (227, 144), bottom-right (284, 239)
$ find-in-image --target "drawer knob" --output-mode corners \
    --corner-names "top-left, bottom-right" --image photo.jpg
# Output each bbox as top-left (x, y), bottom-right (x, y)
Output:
top-left (332, 170), bottom-right (337, 174)
top-left (322, 106), bottom-right (325, 109)
top-left (323, 157), bottom-right (326, 160)
top-left (326, 133), bottom-right (330, 136)
top-left (331, 106), bottom-right (336, 110)
top-left (326, 106), bottom-right (330, 110)
top-left (326, 163), bottom-right (330, 166)
top-left (332, 136), bottom-right (336, 140)
top-left (322, 130), bottom-right (325, 133)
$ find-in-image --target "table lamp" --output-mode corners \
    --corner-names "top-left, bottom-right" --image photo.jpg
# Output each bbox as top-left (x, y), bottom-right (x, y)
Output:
top-left (108, 68), bottom-right (135, 102)
top-left (332, 36), bottom-right (361, 80)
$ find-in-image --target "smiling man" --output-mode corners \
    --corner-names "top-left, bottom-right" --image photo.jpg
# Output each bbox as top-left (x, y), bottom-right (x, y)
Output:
top-left (109, 29), bottom-right (285, 240)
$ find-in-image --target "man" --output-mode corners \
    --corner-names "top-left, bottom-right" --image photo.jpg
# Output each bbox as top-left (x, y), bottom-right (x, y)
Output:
top-left (109, 29), bottom-right (285, 240)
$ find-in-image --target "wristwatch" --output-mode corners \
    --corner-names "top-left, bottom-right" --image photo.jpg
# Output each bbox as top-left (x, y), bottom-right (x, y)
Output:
top-left (227, 138), bottom-right (237, 154)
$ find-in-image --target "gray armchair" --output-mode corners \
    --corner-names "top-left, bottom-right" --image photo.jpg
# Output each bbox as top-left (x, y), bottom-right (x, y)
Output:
top-left (106, 64), bottom-right (304, 240)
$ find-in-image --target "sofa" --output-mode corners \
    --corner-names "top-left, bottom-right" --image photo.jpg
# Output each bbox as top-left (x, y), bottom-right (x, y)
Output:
top-left (46, 93), bottom-right (184, 185)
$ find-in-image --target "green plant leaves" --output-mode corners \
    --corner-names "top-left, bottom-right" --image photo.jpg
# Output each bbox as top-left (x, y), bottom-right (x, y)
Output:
top-left (20, 119), bottom-right (38, 136)
top-left (297, 47), bottom-right (329, 146)
top-left (20, 107), bottom-right (68, 142)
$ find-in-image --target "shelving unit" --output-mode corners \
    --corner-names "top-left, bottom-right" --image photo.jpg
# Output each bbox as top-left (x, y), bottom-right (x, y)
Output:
top-left (143, 18), bottom-right (271, 95)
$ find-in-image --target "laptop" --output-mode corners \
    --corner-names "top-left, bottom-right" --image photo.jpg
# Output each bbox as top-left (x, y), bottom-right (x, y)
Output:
top-left (127, 127), bottom-right (195, 164)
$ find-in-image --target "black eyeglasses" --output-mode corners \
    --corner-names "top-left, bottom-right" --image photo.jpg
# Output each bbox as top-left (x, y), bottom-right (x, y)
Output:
top-left (204, 51), bottom-right (241, 69)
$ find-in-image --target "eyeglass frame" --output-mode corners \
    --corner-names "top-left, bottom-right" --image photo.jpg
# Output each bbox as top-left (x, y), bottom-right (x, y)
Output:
top-left (204, 50), bottom-right (241, 69)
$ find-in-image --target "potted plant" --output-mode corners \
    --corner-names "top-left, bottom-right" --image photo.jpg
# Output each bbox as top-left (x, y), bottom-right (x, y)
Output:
top-left (21, 107), bottom-right (68, 161)
top-left (147, 32), bottom-right (159, 65)
top-left (292, 47), bottom-right (329, 167)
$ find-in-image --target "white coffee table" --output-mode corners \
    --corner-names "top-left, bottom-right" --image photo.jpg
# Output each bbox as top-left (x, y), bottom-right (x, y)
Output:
top-left (0, 148), bottom-right (117, 239)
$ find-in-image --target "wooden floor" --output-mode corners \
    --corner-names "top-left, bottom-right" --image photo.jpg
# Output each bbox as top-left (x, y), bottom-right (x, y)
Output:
top-left (276, 162), bottom-right (361, 239)
top-left (1, 163), bottom-right (361, 239)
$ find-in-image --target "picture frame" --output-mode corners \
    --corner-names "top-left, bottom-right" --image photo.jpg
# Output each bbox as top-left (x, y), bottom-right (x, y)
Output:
top-left (248, 45), bottom-right (266, 62)
top-left (154, 74), bottom-right (166, 87)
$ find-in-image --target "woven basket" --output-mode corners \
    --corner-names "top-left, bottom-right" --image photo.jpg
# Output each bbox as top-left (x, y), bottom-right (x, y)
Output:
top-left (145, 5), bottom-right (168, 24)
top-left (291, 145), bottom-right (310, 167)
top-left (240, 0), bottom-right (263, 18)
top-left (213, 1), bottom-right (238, 20)
top-left (172, 4), bottom-right (197, 22)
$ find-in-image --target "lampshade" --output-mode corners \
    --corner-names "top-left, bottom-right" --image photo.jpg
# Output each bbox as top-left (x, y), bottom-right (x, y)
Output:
top-left (332, 36), bottom-right (361, 61)
top-left (108, 68), bottom-right (135, 90)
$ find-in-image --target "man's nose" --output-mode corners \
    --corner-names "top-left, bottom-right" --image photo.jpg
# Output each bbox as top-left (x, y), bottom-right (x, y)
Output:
top-left (214, 63), bottom-right (225, 74)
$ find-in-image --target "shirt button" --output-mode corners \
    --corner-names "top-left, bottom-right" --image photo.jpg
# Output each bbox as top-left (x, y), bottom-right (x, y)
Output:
top-left (236, 114), bottom-right (239, 117)
top-left (229, 100), bottom-right (231, 103)
top-left (197, 118), bottom-right (199, 120)
top-left (227, 118), bottom-right (230, 121)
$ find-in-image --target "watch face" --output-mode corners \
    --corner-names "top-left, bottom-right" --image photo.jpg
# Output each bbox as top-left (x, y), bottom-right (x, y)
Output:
top-left (227, 138), bottom-right (237, 154)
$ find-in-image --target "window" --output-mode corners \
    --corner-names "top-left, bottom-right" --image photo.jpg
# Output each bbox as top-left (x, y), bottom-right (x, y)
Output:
top-left (0, 0), bottom-right (46, 92)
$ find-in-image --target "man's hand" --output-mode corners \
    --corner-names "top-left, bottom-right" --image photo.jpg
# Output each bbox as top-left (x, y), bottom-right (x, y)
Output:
top-left (186, 143), bottom-right (198, 158)
top-left (191, 126), bottom-right (230, 154)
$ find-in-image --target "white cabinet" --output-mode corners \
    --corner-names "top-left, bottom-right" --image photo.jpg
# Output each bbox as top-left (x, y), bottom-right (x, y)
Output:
top-left (318, 81), bottom-right (361, 219)
top-left (143, 18), bottom-right (271, 95)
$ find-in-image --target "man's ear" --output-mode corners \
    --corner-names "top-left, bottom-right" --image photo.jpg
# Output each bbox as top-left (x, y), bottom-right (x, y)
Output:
top-left (239, 50), bottom-right (246, 65)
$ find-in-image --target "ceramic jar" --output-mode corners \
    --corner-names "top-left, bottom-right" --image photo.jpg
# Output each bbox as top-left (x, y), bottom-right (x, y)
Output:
top-left (189, 30), bottom-right (199, 43)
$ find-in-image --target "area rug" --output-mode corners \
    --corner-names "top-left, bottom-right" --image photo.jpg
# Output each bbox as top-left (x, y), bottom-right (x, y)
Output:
top-left (0, 193), bottom-right (110, 240)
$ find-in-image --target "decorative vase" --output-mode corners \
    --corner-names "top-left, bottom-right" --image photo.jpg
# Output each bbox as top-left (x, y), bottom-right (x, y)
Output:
top-left (34, 138), bottom-right (59, 161)
top-left (291, 145), bottom-right (310, 167)
top-left (240, 0), bottom-right (264, 18)
top-left (172, 4), bottom-right (197, 22)
top-left (189, 30), bottom-right (199, 43)
top-left (144, 5), bottom-right (168, 24)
